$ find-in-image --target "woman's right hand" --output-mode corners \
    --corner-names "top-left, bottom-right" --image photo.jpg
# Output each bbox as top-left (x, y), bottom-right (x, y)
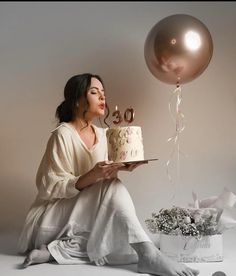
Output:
top-left (91, 161), bottom-right (124, 182)
top-left (75, 161), bottom-right (124, 191)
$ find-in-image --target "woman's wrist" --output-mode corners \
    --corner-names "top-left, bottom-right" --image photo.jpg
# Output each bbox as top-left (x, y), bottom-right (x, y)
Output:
top-left (75, 169), bottom-right (97, 190)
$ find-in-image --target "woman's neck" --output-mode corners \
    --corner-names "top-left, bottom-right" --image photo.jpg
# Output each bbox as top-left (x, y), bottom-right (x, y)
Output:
top-left (71, 117), bottom-right (93, 131)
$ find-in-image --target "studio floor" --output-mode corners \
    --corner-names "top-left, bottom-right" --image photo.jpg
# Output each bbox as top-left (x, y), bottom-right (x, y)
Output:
top-left (0, 229), bottom-right (235, 276)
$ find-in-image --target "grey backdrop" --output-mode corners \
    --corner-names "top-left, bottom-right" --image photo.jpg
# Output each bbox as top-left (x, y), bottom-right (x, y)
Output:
top-left (0, 2), bottom-right (235, 238)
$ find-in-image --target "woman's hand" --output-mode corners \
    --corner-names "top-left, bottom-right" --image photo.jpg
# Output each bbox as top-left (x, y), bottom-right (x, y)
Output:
top-left (91, 161), bottom-right (124, 181)
top-left (75, 161), bottom-right (147, 191)
top-left (75, 161), bottom-right (123, 191)
top-left (118, 161), bottom-right (148, 172)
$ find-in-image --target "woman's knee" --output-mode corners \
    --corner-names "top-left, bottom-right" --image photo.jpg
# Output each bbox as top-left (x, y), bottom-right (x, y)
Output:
top-left (109, 180), bottom-right (135, 211)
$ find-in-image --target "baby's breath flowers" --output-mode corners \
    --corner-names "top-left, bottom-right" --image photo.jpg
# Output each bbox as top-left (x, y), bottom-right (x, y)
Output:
top-left (145, 206), bottom-right (219, 236)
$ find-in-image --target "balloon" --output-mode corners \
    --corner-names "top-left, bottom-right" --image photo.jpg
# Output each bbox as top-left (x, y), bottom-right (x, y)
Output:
top-left (144, 14), bottom-right (213, 85)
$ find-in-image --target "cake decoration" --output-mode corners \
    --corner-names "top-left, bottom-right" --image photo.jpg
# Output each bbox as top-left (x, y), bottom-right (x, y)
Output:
top-left (106, 105), bottom-right (145, 163)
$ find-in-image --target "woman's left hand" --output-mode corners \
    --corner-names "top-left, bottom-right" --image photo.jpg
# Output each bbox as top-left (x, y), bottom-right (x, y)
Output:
top-left (118, 161), bottom-right (148, 172)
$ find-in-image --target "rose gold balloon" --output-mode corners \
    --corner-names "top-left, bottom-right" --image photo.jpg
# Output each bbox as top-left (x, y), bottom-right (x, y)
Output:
top-left (144, 14), bottom-right (213, 85)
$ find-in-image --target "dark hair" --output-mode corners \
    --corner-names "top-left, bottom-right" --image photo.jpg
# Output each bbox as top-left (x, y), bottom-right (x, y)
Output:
top-left (56, 73), bottom-right (106, 124)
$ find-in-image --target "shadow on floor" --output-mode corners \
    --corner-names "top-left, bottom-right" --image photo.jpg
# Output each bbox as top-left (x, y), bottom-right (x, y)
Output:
top-left (107, 264), bottom-right (137, 274)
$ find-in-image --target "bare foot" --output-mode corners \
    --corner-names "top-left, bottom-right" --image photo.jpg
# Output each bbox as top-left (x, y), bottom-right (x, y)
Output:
top-left (22, 245), bottom-right (52, 268)
top-left (138, 245), bottom-right (199, 276)
top-left (131, 242), bottom-right (199, 276)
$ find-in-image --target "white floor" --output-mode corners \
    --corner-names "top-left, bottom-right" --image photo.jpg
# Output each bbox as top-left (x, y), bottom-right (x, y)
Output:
top-left (1, 230), bottom-right (235, 276)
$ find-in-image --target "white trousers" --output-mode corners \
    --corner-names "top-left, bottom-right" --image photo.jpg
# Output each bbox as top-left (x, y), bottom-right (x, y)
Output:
top-left (18, 178), bottom-right (151, 265)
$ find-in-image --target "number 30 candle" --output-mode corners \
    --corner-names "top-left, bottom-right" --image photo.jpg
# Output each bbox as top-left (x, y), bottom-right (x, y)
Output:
top-left (111, 106), bottom-right (135, 126)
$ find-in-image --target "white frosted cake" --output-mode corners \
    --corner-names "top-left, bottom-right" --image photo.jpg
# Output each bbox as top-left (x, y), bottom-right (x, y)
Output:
top-left (106, 126), bottom-right (144, 163)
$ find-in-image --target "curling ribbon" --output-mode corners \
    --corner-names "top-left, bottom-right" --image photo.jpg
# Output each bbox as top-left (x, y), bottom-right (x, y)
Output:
top-left (166, 83), bottom-right (186, 202)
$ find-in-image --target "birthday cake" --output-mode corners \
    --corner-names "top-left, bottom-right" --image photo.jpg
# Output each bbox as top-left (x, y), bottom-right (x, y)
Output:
top-left (106, 126), bottom-right (144, 163)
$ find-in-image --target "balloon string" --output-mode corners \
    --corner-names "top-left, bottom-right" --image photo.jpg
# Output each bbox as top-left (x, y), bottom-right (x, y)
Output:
top-left (166, 85), bottom-right (186, 203)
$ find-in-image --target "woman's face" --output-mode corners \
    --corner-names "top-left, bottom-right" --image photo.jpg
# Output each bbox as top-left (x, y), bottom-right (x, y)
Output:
top-left (86, 77), bottom-right (106, 117)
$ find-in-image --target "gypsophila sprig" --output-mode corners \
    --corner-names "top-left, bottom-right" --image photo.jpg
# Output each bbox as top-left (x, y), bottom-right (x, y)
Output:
top-left (145, 206), bottom-right (219, 236)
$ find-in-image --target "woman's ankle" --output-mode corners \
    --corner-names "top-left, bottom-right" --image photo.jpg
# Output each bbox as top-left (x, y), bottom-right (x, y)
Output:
top-left (130, 241), bottom-right (157, 259)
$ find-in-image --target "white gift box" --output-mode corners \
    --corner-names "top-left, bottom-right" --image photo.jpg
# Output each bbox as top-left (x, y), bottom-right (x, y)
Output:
top-left (159, 233), bottom-right (223, 262)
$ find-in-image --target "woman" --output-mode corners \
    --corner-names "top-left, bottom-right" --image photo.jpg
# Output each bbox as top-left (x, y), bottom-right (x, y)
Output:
top-left (18, 73), bottom-right (199, 276)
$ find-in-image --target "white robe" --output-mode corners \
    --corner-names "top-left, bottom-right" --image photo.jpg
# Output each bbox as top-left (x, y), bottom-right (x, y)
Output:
top-left (17, 123), bottom-right (151, 265)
